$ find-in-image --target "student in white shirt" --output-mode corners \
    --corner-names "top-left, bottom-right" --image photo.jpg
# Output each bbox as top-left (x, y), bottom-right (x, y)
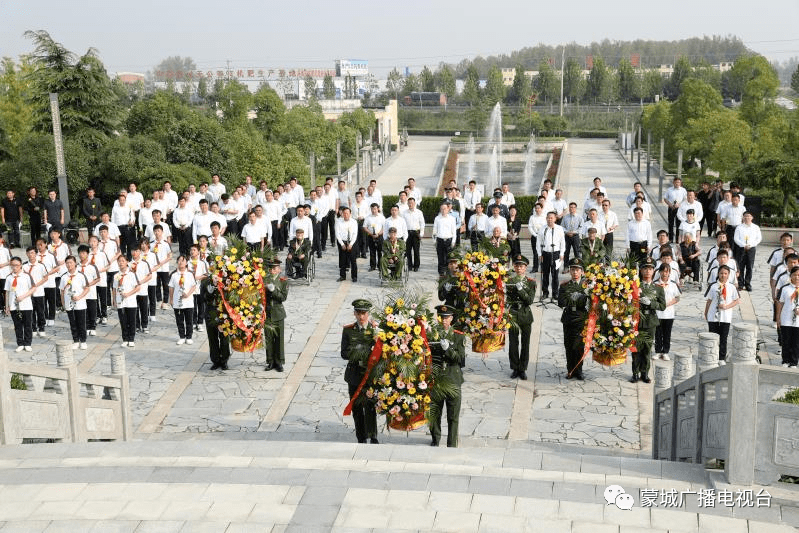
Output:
top-left (188, 244), bottom-right (209, 333)
top-left (704, 265), bottom-right (740, 363)
top-left (60, 255), bottom-right (90, 349)
top-left (88, 236), bottom-right (112, 325)
top-left (77, 244), bottom-right (101, 336)
top-left (775, 266), bottom-right (799, 367)
top-left (733, 211), bottom-right (762, 291)
top-left (35, 238), bottom-right (59, 327)
top-left (23, 247), bottom-right (48, 338)
top-left (112, 193), bottom-right (136, 259)
top-left (241, 211), bottom-right (266, 252)
top-left (113, 256), bottom-right (142, 348)
top-left (654, 263), bottom-right (681, 361)
top-left (169, 255), bottom-right (198, 345)
top-left (129, 247), bottom-right (152, 334)
top-left (150, 225), bottom-right (173, 311)
top-left (138, 198), bottom-right (154, 237)
top-left (208, 222), bottom-right (228, 256)
top-left (145, 209), bottom-right (172, 243)
top-left (6, 256), bottom-right (36, 351)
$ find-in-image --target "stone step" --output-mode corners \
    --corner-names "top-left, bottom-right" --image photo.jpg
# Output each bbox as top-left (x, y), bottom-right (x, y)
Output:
top-left (0, 440), bottom-right (795, 532)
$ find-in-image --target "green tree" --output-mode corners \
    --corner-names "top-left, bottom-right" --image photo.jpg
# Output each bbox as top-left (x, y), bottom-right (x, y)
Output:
top-left (642, 69), bottom-right (664, 102)
top-left (436, 65), bottom-right (456, 99)
top-left (164, 111), bottom-right (232, 175)
top-left (153, 56), bottom-right (196, 82)
top-left (563, 58), bottom-right (585, 104)
top-left (303, 75), bottom-right (316, 101)
top-left (197, 76), bottom-right (209, 102)
top-left (97, 135), bottom-right (167, 193)
top-left (670, 78), bottom-right (723, 132)
top-left (402, 74), bottom-right (419, 96)
top-left (534, 61), bottom-right (558, 104)
top-left (0, 57), bottom-right (36, 158)
top-left (465, 102), bottom-right (489, 132)
top-left (24, 30), bottom-right (121, 140)
top-left (483, 65), bottom-right (505, 106)
top-left (731, 55), bottom-right (780, 128)
top-left (217, 80), bottom-right (253, 127)
top-left (617, 59), bottom-right (639, 102)
top-left (252, 85), bottom-right (285, 139)
top-left (792, 64), bottom-right (799, 93)
top-left (507, 64), bottom-right (531, 105)
top-left (322, 74), bottom-right (335, 99)
top-left (675, 109), bottom-right (752, 176)
top-left (420, 66), bottom-right (435, 92)
top-left (127, 90), bottom-right (191, 143)
top-left (640, 100), bottom-right (672, 147)
top-left (462, 65), bottom-right (481, 105)
top-left (586, 57), bottom-right (609, 103)
top-left (665, 56), bottom-right (693, 100)
top-left (337, 108), bottom-right (376, 138)
top-left (386, 68), bottom-right (403, 100)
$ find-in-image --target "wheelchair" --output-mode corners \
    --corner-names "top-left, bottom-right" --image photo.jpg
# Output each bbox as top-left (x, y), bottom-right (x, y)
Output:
top-left (378, 258), bottom-right (409, 285)
top-left (286, 255), bottom-right (315, 285)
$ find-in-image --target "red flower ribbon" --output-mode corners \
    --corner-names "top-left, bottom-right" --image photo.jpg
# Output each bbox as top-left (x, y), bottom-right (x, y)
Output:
top-left (216, 270), bottom-right (267, 350)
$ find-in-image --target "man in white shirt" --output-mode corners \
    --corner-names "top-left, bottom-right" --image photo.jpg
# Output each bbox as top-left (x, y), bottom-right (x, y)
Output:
top-left (403, 197), bottom-right (425, 272)
top-left (244, 175), bottom-right (257, 200)
top-left (584, 177), bottom-right (606, 201)
top-left (580, 209), bottom-right (605, 239)
top-left (663, 177), bottom-right (687, 242)
top-left (172, 196), bottom-right (195, 256)
top-left (93, 213), bottom-right (121, 245)
top-left (111, 193), bottom-right (136, 259)
top-left (677, 190), bottom-right (704, 229)
top-left (721, 193), bottom-right (746, 251)
top-left (187, 184), bottom-right (203, 213)
top-left (289, 177), bottom-right (305, 211)
top-left (463, 180), bottom-right (480, 228)
top-left (627, 207), bottom-right (652, 263)
top-left (537, 212), bottom-right (565, 301)
top-left (336, 180), bottom-right (351, 213)
top-left (363, 203), bottom-right (386, 270)
top-left (351, 191), bottom-right (370, 259)
top-left (432, 203), bottom-right (457, 276)
top-left (551, 189), bottom-right (568, 221)
top-left (363, 181), bottom-right (383, 212)
top-left (127, 183), bottom-right (144, 223)
top-left (486, 204), bottom-right (508, 238)
top-left (192, 200), bottom-right (215, 244)
top-left (289, 205), bottom-right (313, 242)
top-left (220, 193), bottom-right (241, 236)
top-left (406, 178), bottom-right (422, 205)
top-left (383, 205), bottom-right (408, 241)
top-left (734, 211), bottom-right (762, 292)
top-left (599, 199), bottom-right (619, 258)
top-left (150, 191), bottom-right (168, 224)
top-left (467, 202), bottom-right (489, 251)
top-left (500, 183), bottom-right (515, 207)
top-left (162, 181), bottom-right (179, 220)
top-left (208, 174), bottom-right (226, 203)
top-left (335, 206), bottom-right (359, 282)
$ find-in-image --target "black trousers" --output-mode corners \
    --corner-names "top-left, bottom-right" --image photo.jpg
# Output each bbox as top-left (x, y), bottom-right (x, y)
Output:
top-left (629, 241), bottom-right (647, 265)
top-left (338, 244), bottom-right (357, 280)
top-left (564, 328), bottom-right (585, 377)
top-left (509, 237), bottom-right (521, 259)
top-left (406, 230), bottom-right (421, 270)
top-left (148, 286), bottom-right (157, 316)
top-left (529, 236), bottom-right (539, 271)
top-left (11, 309), bottom-right (33, 346)
top-left (725, 225), bottom-right (738, 255)
top-left (348, 383), bottom-right (377, 443)
top-left (32, 295), bottom-right (45, 332)
top-left (564, 234), bottom-right (581, 267)
top-left (174, 227), bottom-right (191, 256)
top-left (738, 247), bottom-right (756, 287)
top-left (117, 307), bottom-right (137, 342)
top-left (5, 221), bottom-right (20, 247)
top-left (368, 236), bottom-right (383, 269)
top-left (436, 238), bottom-right (453, 276)
top-left (356, 219), bottom-right (366, 257)
top-left (655, 318), bottom-right (674, 354)
top-left (326, 212), bottom-right (336, 247)
top-left (206, 315), bottom-right (230, 366)
top-left (97, 287), bottom-right (108, 318)
top-left (156, 272), bottom-right (169, 303)
top-left (668, 207), bottom-right (680, 241)
top-left (175, 308), bottom-right (193, 339)
top-left (603, 232), bottom-right (614, 259)
top-left (119, 225), bottom-right (135, 259)
top-left (66, 309), bottom-right (87, 343)
top-left (271, 221), bottom-right (280, 249)
top-left (193, 294), bottom-right (206, 325)
top-left (86, 298), bottom-right (97, 330)
top-left (541, 251), bottom-right (560, 297)
top-left (106, 272), bottom-right (115, 306)
top-left (780, 325), bottom-right (799, 366)
top-left (508, 321), bottom-right (531, 372)
top-left (708, 321), bottom-right (731, 360)
top-left (44, 287), bottom-right (57, 321)
top-left (29, 214), bottom-right (42, 243)
top-left (135, 295), bottom-right (148, 329)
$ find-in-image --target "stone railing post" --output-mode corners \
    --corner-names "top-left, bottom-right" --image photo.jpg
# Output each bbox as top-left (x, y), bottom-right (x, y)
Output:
top-left (56, 341), bottom-right (84, 442)
top-left (726, 323), bottom-right (759, 484)
top-left (697, 333), bottom-right (720, 373)
top-left (654, 362), bottom-right (673, 395)
top-left (0, 327), bottom-right (14, 445)
top-left (109, 351), bottom-right (132, 441)
top-left (672, 349), bottom-right (696, 386)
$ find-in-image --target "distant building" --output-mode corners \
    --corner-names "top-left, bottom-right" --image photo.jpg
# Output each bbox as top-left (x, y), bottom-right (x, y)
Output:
top-left (116, 72), bottom-right (145, 84)
top-left (403, 92), bottom-right (447, 106)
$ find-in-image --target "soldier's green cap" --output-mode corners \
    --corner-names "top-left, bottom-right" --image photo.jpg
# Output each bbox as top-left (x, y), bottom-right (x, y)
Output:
top-left (267, 258), bottom-right (281, 267)
top-left (295, 228), bottom-right (304, 233)
top-left (447, 251), bottom-right (461, 262)
top-left (352, 299), bottom-right (372, 311)
top-left (568, 258), bottom-right (584, 269)
top-left (513, 254), bottom-right (529, 266)
top-left (587, 226), bottom-right (598, 233)
top-left (639, 257), bottom-right (656, 269)
top-left (435, 304), bottom-right (455, 317)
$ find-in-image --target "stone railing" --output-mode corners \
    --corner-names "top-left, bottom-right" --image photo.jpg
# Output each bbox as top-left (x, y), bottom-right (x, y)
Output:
top-left (0, 338), bottom-right (131, 444)
top-left (653, 323), bottom-right (799, 484)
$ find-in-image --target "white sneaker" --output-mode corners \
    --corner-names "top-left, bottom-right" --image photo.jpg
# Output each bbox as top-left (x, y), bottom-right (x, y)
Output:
top-left (47, 320), bottom-right (54, 326)
top-left (79, 342), bottom-right (87, 350)
top-left (143, 328), bottom-right (150, 334)
top-left (197, 324), bottom-right (204, 332)
top-left (186, 339), bottom-right (194, 345)
top-left (101, 318), bottom-right (108, 325)
top-left (24, 346), bottom-right (31, 352)
top-left (127, 342), bottom-right (135, 348)
top-left (719, 360), bottom-right (727, 366)
top-left (15, 346), bottom-right (24, 353)
top-left (72, 342), bottom-right (79, 349)
top-left (791, 365), bottom-right (797, 369)
top-left (150, 315), bottom-right (157, 322)
top-left (38, 331), bottom-right (46, 338)
top-left (121, 341), bottom-right (129, 347)
top-left (783, 363), bottom-right (790, 368)
top-left (661, 354), bottom-right (670, 361)
top-left (176, 338), bottom-right (185, 345)
top-left (89, 330), bottom-right (96, 336)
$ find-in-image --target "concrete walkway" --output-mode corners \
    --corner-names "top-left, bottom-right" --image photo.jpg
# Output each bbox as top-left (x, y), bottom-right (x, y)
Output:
top-left (369, 136), bottom-right (449, 197)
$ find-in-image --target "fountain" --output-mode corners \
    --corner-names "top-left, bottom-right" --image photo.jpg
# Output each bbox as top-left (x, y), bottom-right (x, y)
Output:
top-left (522, 134), bottom-right (536, 184)
top-left (485, 102), bottom-right (503, 192)
top-left (466, 134), bottom-right (476, 182)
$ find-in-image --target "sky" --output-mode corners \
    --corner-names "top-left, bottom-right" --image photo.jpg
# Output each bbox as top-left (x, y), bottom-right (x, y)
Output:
top-left (2, 0), bottom-right (798, 77)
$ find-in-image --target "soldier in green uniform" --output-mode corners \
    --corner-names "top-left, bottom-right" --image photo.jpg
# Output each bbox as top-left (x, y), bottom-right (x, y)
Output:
top-left (429, 304), bottom-right (466, 447)
top-left (379, 227), bottom-right (406, 280)
top-left (506, 254), bottom-right (536, 380)
top-left (285, 228), bottom-right (311, 279)
top-left (341, 299), bottom-right (379, 444)
top-left (438, 252), bottom-right (467, 329)
top-left (558, 258), bottom-right (590, 380)
top-left (264, 258), bottom-right (289, 372)
top-left (203, 276), bottom-right (231, 370)
top-left (580, 227), bottom-right (606, 266)
top-left (632, 257), bottom-right (666, 383)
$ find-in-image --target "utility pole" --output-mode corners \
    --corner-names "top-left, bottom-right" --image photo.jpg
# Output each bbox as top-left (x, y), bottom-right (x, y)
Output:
top-left (336, 140), bottom-right (342, 176)
top-left (559, 47), bottom-right (565, 117)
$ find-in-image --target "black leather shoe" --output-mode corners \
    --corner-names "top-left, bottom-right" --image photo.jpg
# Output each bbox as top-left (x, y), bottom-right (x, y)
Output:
top-left (337, 277), bottom-right (346, 282)
top-left (510, 370), bottom-right (519, 379)
top-left (566, 373), bottom-right (574, 380)
top-left (264, 363), bottom-right (275, 371)
top-left (275, 363), bottom-right (284, 372)
top-left (369, 437), bottom-right (379, 444)
top-left (641, 374), bottom-right (651, 384)
top-left (220, 364), bottom-right (229, 371)
top-left (210, 363), bottom-right (221, 370)
top-left (351, 278), bottom-right (357, 283)
top-left (575, 373), bottom-right (584, 381)
top-left (629, 375), bottom-right (639, 383)
top-left (368, 266), bottom-right (375, 271)
top-left (430, 441), bottom-right (438, 446)
top-left (519, 371), bottom-right (528, 380)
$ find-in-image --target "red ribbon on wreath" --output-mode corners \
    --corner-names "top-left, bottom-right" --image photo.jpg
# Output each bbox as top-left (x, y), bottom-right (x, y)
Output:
top-left (217, 271), bottom-right (267, 350)
top-left (630, 280), bottom-right (640, 353)
top-left (570, 294), bottom-right (599, 378)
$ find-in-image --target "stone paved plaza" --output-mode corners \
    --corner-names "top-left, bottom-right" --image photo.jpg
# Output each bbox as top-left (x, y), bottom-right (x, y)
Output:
top-left (0, 138), bottom-right (796, 531)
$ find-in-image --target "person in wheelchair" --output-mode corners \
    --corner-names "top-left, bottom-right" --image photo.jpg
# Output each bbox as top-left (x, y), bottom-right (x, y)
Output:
top-left (285, 228), bottom-right (311, 279)
top-left (481, 226), bottom-right (510, 263)
top-left (380, 227), bottom-right (405, 280)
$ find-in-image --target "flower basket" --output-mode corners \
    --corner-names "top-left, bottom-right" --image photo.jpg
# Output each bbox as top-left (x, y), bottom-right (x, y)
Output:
top-left (593, 347), bottom-right (627, 366)
top-left (387, 411), bottom-right (427, 431)
top-left (471, 332), bottom-right (505, 353)
top-left (231, 331), bottom-right (263, 353)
